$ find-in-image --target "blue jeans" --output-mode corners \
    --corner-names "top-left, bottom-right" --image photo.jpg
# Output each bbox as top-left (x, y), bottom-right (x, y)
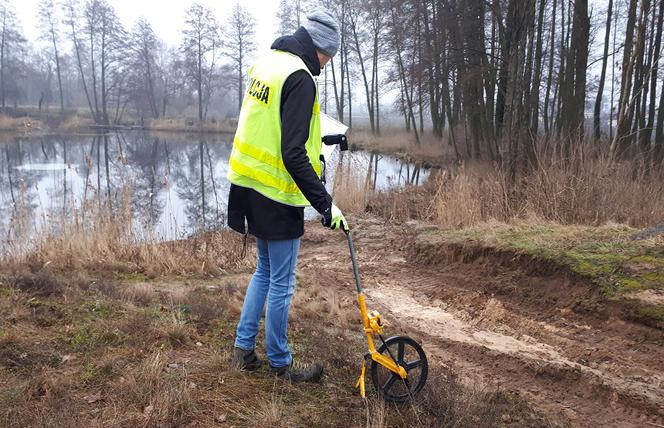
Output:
top-left (234, 237), bottom-right (300, 368)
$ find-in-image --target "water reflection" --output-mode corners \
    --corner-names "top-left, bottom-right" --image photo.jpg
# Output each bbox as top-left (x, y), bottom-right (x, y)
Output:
top-left (0, 132), bottom-right (428, 249)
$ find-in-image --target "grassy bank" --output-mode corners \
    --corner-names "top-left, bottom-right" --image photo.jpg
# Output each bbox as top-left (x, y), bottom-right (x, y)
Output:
top-left (0, 113), bottom-right (236, 135)
top-left (0, 115), bottom-right (45, 132)
top-left (412, 221), bottom-right (664, 328)
top-left (147, 117), bottom-right (236, 134)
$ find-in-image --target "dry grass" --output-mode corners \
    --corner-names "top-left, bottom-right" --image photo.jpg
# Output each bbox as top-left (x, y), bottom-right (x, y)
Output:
top-left (331, 150), bottom-right (431, 217)
top-left (358, 135), bottom-right (664, 230)
top-left (0, 256), bottom-right (548, 427)
top-left (431, 152), bottom-right (664, 229)
top-left (56, 114), bottom-right (94, 132)
top-left (367, 182), bottom-right (436, 223)
top-left (416, 373), bottom-right (554, 427)
top-left (351, 128), bottom-right (456, 166)
top-left (332, 155), bottom-right (374, 214)
top-left (0, 115), bottom-right (44, 132)
top-left (0, 112), bottom-right (236, 135)
top-left (2, 195), bottom-right (252, 278)
top-left (109, 350), bottom-right (194, 426)
top-left (148, 117), bottom-right (236, 133)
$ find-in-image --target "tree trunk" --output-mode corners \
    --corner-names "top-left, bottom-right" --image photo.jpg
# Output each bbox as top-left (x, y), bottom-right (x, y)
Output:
top-left (197, 34), bottom-right (203, 122)
top-left (1, 15), bottom-right (6, 110)
top-left (69, 17), bottom-right (95, 120)
top-left (237, 43), bottom-right (243, 114)
top-left (350, 15), bottom-right (375, 133)
top-left (644, 0), bottom-right (663, 150)
top-left (560, 0), bottom-right (590, 156)
top-left (656, 53), bottom-right (664, 158)
top-left (529, 0), bottom-right (547, 135)
top-left (345, 44), bottom-right (352, 128)
top-left (90, 27), bottom-right (100, 122)
top-left (543, 0), bottom-right (557, 137)
top-left (51, 28), bottom-right (65, 113)
top-left (610, 0), bottom-right (620, 140)
top-left (554, 0), bottom-right (568, 136)
top-left (593, 0), bottom-right (614, 140)
top-left (612, 0), bottom-right (639, 155)
top-left (101, 28), bottom-right (108, 125)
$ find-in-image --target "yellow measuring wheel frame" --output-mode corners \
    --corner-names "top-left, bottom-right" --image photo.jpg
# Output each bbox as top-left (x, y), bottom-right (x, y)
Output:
top-left (343, 230), bottom-right (428, 402)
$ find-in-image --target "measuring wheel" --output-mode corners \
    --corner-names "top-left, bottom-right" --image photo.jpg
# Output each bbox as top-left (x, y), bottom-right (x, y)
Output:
top-left (370, 335), bottom-right (428, 402)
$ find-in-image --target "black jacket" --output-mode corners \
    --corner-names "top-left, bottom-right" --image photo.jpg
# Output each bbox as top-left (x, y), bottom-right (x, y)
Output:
top-left (227, 27), bottom-right (333, 240)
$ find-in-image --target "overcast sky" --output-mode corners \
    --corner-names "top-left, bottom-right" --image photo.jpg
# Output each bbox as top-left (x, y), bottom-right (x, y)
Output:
top-left (13, 0), bottom-right (282, 57)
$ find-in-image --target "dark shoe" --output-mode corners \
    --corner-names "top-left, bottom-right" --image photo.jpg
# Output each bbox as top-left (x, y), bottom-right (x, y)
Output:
top-left (232, 347), bottom-right (262, 371)
top-left (271, 362), bottom-right (324, 382)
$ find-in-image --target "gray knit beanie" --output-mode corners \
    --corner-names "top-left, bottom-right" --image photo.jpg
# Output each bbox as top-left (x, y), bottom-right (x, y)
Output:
top-left (302, 8), bottom-right (340, 58)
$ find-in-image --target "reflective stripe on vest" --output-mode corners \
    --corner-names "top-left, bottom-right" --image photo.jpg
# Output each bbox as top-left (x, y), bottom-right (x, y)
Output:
top-left (227, 50), bottom-right (322, 207)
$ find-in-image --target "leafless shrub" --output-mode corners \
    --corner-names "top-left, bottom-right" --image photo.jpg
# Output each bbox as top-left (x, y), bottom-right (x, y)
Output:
top-left (356, 135), bottom-right (664, 229)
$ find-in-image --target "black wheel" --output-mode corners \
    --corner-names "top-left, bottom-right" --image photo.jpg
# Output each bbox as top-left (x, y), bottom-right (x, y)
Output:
top-left (370, 335), bottom-right (428, 402)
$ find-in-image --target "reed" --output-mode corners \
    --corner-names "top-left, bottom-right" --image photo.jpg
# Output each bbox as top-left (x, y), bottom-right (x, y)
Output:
top-left (0, 115), bottom-right (43, 132)
top-left (2, 190), bottom-right (251, 278)
top-left (431, 146), bottom-right (664, 229)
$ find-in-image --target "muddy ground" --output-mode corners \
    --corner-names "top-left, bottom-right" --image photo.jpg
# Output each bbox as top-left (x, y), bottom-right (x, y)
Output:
top-left (298, 216), bottom-right (664, 428)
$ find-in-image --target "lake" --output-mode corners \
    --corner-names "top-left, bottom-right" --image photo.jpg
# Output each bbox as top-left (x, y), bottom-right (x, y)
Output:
top-left (0, 132), bottom-right (428, 251)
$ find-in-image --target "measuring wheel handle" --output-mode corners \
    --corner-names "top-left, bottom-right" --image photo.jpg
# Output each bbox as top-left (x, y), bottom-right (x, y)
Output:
top-left (370, 335), bottom-right (429, 402)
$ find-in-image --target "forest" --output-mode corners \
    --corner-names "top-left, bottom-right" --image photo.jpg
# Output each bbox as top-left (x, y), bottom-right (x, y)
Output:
top-left (0, 1), bottom-right (654, 154)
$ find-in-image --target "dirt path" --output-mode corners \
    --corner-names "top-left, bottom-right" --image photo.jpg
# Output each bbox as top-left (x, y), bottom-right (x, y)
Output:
top-left (298, 217), bottom-right (664, 428)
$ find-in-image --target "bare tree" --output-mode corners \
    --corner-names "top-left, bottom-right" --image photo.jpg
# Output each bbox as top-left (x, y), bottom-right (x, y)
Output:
top-left (181, 3), bottom-right (220, 122)
top-left (612, 0), bottom-right (639, 155)
top-left (159, 45), bottom-right (183, 117)
top-left (329, 0), bottom-right (348, 123)
top-left (63, 0), bottom-right (125, 124)
top-left (0, 1), bottom-right (25, 110)
top-left (224, 2), bottom-right (256, 114)
top-left (644, 0), bottom-right (663, 151)
top-left (386, 0), bottom-right (420, 144)
top-left (127, 18), bottom-right (162, 119)
top-left (276, 0), bottom-right (305, 37)
top-left (559, 0), bottom-right (590, 154)
top-left (89, 0), bottom-right (126, 125)
top-left (38, 0), bottom-right (65, 113)
top-left (62, 0), bottom-right (95, 119)
top-left (593, 0), bottom-right (614, 140)
top-left (348, 0), bottom-right (384, 134)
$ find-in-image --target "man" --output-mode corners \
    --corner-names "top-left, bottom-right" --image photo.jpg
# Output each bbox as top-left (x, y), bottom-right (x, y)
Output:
top-left (227, 8), bottom-right (348, 382)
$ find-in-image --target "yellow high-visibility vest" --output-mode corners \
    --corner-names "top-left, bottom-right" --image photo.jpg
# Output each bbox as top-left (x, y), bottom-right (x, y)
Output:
top-left (228, 50), bottom-right (322, 207)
